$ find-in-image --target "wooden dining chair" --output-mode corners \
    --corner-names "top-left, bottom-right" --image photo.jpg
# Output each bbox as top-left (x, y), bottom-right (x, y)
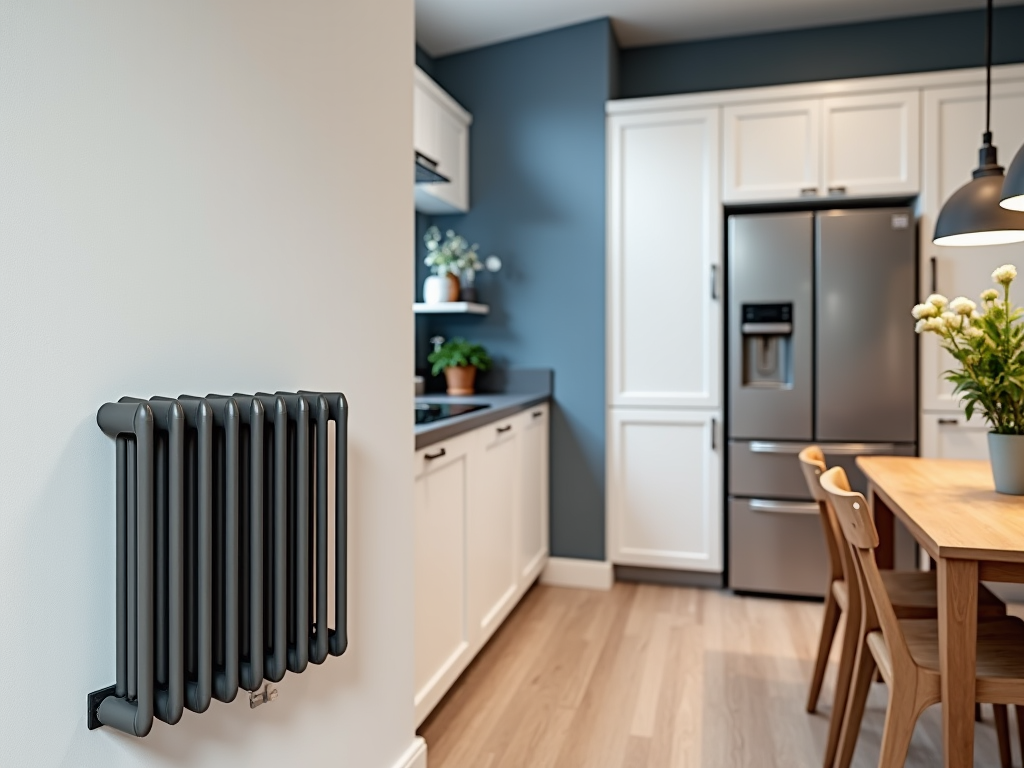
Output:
top-left (822, 466), bottom-right (1024, 768)
top-left (798, 447), bottom-right (1007, 768)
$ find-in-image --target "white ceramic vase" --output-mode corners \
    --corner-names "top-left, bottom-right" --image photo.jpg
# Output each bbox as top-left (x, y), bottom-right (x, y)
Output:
top-left (423, 274), bottom-right (459, 304)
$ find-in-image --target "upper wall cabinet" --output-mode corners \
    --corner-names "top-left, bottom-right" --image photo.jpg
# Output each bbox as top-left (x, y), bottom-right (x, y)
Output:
top-left (608, 107), bottom-right (722, 408)
top-left (821, 91), bottom-right (920, 197)
top-left (723, 99), bottom-right (820, 202)
top-left (919, 80), bottom-right (1024, 412)
top-left (415, 68), bottom-right (472, 214)
top-left (722, 91), bottom-right (920, 202)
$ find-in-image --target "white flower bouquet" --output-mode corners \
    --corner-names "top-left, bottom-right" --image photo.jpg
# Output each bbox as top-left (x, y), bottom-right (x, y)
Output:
top-left (914, 264), bottom-right (1024, 433)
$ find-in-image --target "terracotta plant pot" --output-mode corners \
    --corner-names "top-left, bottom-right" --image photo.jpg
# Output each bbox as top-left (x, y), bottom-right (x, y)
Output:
top-left (422, 273), bottom-right (460, 304)
top-left (444, 365), bottom-right (477, 396)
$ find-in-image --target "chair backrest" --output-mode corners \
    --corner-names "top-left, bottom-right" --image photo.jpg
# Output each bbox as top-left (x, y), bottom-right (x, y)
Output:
top-left (820, 466), bottom-right (913, 669)
top-left (798, 446), bottom-right (845, 582)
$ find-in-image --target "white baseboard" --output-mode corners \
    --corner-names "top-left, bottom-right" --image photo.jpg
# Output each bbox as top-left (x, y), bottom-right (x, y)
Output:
top-left (392, 737), bottom-right (427, 768)
top-left (541, 557), bottom-right (613, 591)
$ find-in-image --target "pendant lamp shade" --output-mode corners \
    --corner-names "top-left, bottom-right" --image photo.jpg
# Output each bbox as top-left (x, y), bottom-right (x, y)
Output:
top-left (932, 0), bottom-right (1024, 245)
top-left (934, 142), bottom-right (1024, 246)
top-left (1000, 147), bottom-right (1024, 212)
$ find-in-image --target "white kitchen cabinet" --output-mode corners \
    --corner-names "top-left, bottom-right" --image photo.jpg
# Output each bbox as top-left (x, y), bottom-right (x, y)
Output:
top-left (607, 107), bottom-right (722, 408)
top-left (821, 90), bottom-right (920, 197)
top-left (919, 80), bottom-right (1024, 412)
top-left (414, 404), bottom-right (550, 726)
top-left (414, 67), bottom-right (472, 214)
top-left (722, 99), bottom-right (820, 202)
top-left (517, 404), bottom-right (550, 584)
top-left (413, 433), bottom-right (472, 721)
top-left (607, 408), bottom-right (723, 572)
top-left (920, 412), bottom-right (990, 460)
top-left (468, 417), bottom-right (520, 646)
top-left (723, 91), bottom-right (920, 202)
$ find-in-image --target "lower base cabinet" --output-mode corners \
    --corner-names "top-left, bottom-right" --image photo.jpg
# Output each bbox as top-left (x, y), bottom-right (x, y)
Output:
top-left (607, 407), bottom-right (723, 573)
top-left (414, 403), bottom-right (550, 725)
top-left (920, 411), bottom-right (989, 460)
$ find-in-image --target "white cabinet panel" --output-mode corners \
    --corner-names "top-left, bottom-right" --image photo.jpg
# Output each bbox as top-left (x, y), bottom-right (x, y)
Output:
top-left (920, 81), bottom-right (1024, 411)
top-left (608, 107), bottom-right (721, 408)
top-left (468, 418), bottom-right (520, 644)
top-left (723, 99), bottom-right (820, 202)
top-left (413, 437), bottom-right (470, 719)
top-left (920, 413), bottom-right (990, 460)
top-left (608, 408), bottom-right (722, 572)
top-left (517, 404), bottom-right (549, 584)
top-left (414, 67), bottom-right (471, 214)
top-left (822, 91), bottom-right (920, 196)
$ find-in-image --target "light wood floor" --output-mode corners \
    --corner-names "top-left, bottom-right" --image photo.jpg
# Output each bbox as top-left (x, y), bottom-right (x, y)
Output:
top-left (419, 582), bottom-right (1020, 767)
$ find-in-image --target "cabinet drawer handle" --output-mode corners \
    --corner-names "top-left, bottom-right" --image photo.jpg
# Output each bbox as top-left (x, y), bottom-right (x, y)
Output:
top-left (937, 419), bottom-right (959, 425)
top-left (497, 425), bottom-right (512, 434)
top-left (828, 185), bottom-right (847, 195)
top-left (799, 187), bottom-right (818, 197)
top-left (532, 410), bottom-right (544, 418)
top-left (424, 448), bottom-right (447, 460)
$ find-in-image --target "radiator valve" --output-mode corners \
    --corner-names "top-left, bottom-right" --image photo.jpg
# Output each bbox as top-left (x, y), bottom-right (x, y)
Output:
top-left (249, 684), bottom-right (278, 709)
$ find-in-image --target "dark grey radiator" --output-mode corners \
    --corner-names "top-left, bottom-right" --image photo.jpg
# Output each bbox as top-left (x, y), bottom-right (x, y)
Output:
top-left (88, 391), bottom-right (348, 737)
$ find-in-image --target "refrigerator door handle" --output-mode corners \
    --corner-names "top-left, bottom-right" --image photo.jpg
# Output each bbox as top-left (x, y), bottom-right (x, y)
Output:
top-left (748, 441), bottom-right (810, 454)
top-left (747, 441), bottom-right (900, 455)
top-left (748, 499), bottom-right (821, 516)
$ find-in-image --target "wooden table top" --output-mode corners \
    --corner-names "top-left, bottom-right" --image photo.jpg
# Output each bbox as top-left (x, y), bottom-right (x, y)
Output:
top-left (857, 456), bottom-right (1024, 563)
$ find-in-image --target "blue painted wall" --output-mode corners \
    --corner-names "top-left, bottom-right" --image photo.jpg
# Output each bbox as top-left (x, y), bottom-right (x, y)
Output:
top-left (619, 5), bottom-right (1024, 99)
top-left (420, 19), bottom-right (616, 561)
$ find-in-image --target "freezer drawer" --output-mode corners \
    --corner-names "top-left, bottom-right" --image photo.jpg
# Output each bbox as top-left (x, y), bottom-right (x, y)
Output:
top-left (728, 440), bottom-right (917, 499)
top-left (728, 498), bottom-right (829, 597)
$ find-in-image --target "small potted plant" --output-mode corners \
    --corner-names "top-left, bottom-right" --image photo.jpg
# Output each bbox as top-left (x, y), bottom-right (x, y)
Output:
top-left (422, 227), bottom-right (471, 304)
top-left (913, 264), bottom-right (1024, 493)
top-left (428, 337), bottom-right (493, 395)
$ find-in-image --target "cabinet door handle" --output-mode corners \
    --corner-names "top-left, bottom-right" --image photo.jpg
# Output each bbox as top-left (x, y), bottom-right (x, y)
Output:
top-left (930, 256), bottom-right (938, 294)
top-left (937, 418), bottom-right (959, 425)
top-left (424, 448), bottom-right (447, 460)
top-left (828, 186), bottom-right (847, 195)
top-left (532, 410), bottom-right (544, 418)
top-left (799, 187), bottom-right (818, 197)
top-left (711, 418), bottom-right (718, 451)
top-left (497, 425), bottom-right (512, 434)
top-left (710, 264), bottom-right (719, 301)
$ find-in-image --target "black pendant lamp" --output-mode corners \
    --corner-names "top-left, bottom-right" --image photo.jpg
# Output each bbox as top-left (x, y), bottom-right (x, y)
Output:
top-left (934, 0), bottom-right (1024, 246)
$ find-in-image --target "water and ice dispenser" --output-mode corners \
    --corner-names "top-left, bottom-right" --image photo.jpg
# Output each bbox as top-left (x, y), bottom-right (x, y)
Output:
top-left (740, 303), bottom-right (793, 389)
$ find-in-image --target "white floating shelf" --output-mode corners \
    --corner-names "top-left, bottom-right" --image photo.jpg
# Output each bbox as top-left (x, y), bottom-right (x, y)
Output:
top-left (413, 302), bottom-right (490, 315)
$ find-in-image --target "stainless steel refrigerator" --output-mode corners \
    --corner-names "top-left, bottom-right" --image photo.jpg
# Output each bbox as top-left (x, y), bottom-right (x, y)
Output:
top-left (727, 208), bottom-right (918, 597)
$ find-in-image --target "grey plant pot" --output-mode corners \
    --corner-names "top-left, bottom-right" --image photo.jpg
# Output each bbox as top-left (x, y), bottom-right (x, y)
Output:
top-left (987, 432), bottom-right (1024, 495)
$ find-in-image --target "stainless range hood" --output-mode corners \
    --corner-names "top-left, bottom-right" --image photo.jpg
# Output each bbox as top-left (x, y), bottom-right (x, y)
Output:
top-left (415, 151), bottom-right (449, 184)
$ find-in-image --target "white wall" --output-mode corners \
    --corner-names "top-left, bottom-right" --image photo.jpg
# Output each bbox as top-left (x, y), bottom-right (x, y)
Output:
top-left (0, 2), bottom-right (419, 766)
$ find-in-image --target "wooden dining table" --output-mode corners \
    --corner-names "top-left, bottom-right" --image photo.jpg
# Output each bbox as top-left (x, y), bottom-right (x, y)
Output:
top-left (858, 455), bottom-right (1024, 768)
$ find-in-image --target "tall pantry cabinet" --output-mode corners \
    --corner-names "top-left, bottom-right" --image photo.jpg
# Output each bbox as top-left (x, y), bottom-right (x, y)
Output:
top-left (919, 78), bottom-right (1024, 459)
top-left (606, 107), bottom-right (724, 574)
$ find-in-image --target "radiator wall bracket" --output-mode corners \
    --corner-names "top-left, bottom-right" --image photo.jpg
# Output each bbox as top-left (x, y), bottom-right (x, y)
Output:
top-left (87, 685), bottom-right (118, 731)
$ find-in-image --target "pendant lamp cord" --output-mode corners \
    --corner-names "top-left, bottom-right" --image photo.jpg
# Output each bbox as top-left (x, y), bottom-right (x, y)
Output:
top-left (986, 0), bottom-right (993, 140)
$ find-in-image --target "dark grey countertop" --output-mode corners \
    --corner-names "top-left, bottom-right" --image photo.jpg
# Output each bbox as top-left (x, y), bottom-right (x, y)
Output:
top-left (415, 392), bottom-right (550, 450)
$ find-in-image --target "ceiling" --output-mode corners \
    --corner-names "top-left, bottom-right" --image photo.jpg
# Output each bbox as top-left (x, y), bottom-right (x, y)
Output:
top-left (416, 0), bottom-right (1005, 57)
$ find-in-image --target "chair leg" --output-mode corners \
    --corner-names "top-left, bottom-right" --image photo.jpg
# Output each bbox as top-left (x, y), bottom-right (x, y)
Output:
top-left (878, 691), bottom-right (922, 768)
top-left (994, 704), bottom-right (1012, 768)
top-left (808, 587), bottom-right (842, 713)
top-left (823, 603), bottom-right (860, 768)
top-left (834, 635), bottom-right (877, 768)
top-left (1015, 705), bottom-right (1024, 767)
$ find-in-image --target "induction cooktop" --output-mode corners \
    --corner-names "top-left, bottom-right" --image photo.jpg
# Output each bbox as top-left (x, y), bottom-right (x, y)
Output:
top-left (415, 402), bottom-right (489, 425)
